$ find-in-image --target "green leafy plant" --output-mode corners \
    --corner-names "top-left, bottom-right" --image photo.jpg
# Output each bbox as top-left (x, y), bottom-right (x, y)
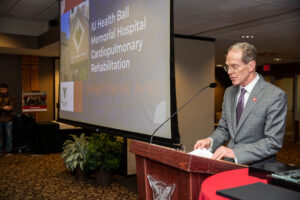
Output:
top-left (61, 133), bottom-right (88, 172)
top-left (84, 133), bottom-right (123, 173)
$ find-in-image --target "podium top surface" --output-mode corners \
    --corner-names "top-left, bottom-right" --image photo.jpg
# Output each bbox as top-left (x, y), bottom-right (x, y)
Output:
top-left (130, 140), bottom-right (246, 174)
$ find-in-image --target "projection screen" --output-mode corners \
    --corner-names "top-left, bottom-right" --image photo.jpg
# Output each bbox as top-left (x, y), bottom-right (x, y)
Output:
top-left (59, 0), bottom-right (179, 144)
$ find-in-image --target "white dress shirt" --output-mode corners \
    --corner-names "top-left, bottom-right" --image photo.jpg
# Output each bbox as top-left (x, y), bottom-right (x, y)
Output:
top-left (236, 73), bottom-right (260, 108)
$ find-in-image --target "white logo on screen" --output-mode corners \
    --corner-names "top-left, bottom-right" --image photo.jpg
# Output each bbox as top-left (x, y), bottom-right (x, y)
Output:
top-left (63, 87), bottom-right (67, 99)
top-left (60, 82), bottom-right (74, 112)
top-left (147, 174), bottom-right (175, 200)
top-left (154, 101), bottom-right (166, 124)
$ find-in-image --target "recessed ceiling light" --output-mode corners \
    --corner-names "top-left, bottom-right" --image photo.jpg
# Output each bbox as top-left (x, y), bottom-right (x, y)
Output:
top-left (273, 58), bottom-right (282, 62)
top-left (241, 35), bottom-right (254, 39)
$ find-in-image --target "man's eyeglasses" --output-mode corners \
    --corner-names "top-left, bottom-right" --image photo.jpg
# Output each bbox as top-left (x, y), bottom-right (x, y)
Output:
top-left (224, 65), bottom-right (240, 72)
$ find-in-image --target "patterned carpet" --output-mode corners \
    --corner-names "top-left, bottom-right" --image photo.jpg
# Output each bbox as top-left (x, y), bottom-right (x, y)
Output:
top-left (0, 137), bottom-right (299, 200)
top-left (0, 154), bottom-right (138, 200)
top-left (277, 136), bottom-right (300, 166)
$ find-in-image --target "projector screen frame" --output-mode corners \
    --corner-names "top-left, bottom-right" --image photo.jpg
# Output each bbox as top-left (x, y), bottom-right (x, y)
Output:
top-left (58, 0), bottom-right (180, 147)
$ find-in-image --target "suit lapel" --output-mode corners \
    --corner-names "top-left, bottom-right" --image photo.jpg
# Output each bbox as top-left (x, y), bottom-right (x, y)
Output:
top-left (231, 86), bottom-right (239, 133)
top-left (235, 78), bottom-right (265, 134)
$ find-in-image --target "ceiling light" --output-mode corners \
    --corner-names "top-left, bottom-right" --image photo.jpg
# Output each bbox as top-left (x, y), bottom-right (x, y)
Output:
top-left (273, 58), bottom-right (282, 62)
top-left (241, 35), bottom-right (254, 39)
top-left (216, 64), bottom-right (223, 67)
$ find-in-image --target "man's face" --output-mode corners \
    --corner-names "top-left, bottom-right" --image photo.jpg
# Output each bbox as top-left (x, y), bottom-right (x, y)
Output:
top-left (0, 88), bottom-right (8, 95)
top-left (225, 49), bottom-right (255, 87)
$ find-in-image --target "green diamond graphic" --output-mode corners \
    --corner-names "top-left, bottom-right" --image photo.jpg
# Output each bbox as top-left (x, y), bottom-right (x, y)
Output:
top-left (75, 26), bottom-right (83, 46)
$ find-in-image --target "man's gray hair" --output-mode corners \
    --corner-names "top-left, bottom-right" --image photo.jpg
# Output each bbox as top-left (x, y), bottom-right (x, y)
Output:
top-left (228, 42), bottom-right (257, 64)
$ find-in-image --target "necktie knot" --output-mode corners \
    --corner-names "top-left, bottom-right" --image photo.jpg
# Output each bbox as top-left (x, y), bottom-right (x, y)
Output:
top-left (240, 88), bottom-right (247, 96)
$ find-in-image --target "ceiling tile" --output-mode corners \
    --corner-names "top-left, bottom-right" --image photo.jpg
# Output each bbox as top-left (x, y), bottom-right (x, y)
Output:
top-left (0, 0), bottom-right (18, 16)
top-left (35, 1), bottom-right (58, 21)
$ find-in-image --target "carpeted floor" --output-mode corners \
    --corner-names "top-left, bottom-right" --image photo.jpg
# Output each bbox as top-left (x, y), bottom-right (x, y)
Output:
top-left (0, 154), bottom-right (138, 200)
top-left (277, 136), bottom-right (300, 166)
top-left (0, 137), bottom-right (299, 200)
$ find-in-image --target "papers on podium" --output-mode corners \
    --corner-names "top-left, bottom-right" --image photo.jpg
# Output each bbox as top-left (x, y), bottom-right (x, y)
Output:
top-left (189, 148), bottom-right (213, 158)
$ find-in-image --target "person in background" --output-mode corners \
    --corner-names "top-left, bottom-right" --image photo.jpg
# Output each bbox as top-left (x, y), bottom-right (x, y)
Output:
top-left (194, 42), bottom-right (287, 165)
top-left (0, 83), bottom-right (15, 154)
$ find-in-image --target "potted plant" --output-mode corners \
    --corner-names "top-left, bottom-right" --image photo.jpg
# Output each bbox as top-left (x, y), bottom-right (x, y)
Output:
top-left (84, 133), bottom-right (124, 186)
top-left (61, 133), bottom-right (88, 178)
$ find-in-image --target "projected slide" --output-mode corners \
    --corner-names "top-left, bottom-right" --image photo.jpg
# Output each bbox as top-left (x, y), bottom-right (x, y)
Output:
top-left (60, 0), bottom-right (173, 140)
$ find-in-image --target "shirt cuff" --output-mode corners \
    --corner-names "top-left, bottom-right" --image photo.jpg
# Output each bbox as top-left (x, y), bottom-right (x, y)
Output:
top-left (234, 157), bottom-right (238, 164)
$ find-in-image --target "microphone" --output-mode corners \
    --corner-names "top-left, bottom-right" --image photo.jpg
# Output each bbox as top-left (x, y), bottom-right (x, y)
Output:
top-left (150, 82), bottom-right (217, 144)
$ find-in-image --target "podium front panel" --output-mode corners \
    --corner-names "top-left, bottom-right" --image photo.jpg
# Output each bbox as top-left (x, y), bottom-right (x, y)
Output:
top-left (135, 155), bottom-right (211, 200)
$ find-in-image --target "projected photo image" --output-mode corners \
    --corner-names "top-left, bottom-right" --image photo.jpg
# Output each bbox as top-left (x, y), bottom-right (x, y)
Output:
top-left (61, 0), bottom-right (89, 82)
top-left (60, 0), bottom-right (175, 140)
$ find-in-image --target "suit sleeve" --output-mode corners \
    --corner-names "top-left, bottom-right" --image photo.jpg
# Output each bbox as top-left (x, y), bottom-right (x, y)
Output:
top-left (210, 89), bottom-right (230, 150)
top-left (233, 91), bottom-right (287, 164)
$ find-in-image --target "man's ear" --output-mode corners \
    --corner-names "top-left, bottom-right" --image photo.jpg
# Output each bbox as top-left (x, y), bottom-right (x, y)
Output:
top-left (248, 60), bottom-right (256, 72)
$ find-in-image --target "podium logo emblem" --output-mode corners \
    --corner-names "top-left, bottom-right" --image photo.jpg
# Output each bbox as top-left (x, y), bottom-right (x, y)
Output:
top-left (147, 175), bottom-right (175, 200)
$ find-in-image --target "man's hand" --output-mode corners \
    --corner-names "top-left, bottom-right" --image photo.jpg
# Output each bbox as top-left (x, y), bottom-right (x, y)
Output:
top-left (194, 138), bottom-right (211, 150)
top-left (3, 106), bottom-right (13, 111)
top-left (212, 146), bottom-right (235, 160)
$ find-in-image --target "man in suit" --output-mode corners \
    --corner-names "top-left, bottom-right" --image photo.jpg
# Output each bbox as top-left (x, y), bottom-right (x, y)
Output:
top-left (194, 42), bottom-right (287, 165)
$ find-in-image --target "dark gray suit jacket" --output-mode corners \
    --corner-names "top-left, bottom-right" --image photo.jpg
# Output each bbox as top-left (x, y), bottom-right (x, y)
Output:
top-left (211, 75), bottom-right (287, 165)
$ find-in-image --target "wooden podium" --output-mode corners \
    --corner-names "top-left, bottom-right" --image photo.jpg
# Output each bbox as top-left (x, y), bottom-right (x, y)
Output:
top-left (130, 140), bottom-right (246, 200)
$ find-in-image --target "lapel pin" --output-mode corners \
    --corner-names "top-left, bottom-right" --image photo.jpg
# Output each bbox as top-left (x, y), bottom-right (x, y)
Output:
top-left (253, 97), bottom-right (257, 102)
